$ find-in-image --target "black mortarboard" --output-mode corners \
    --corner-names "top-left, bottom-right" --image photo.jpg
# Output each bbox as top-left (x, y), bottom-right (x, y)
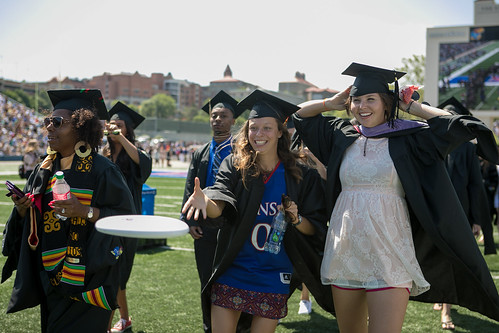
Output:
top-left (47, 89), bottom-right (109, 120)
top-left (238, 89), bottom-right (299, 123)
top-left (201, 90), bottom-right (242, 118)
top-left (342, 62), bottom-right (406, 97)
top-left (109, 101), bottom-right (145, 129)
top-left (437, 96), bottom-right (471, 116)
top-left (342, 63), bottom-right (406, 126)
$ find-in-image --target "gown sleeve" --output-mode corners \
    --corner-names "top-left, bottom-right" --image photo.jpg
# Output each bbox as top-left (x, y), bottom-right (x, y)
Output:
top-left (94, 164), bottom-right (135, 218)
top-left (1, 166), bottom-right (41, 282)
top-left (296, 166), bottom-right (327, 238)
top-left (285, 165), bottom-right (333, 314)
top-left (427, 115), bottom-right (499, 164)
top-left (135, 148), bottom-right (152, 184)
top-left (466, 143), bottom-right (491, 228)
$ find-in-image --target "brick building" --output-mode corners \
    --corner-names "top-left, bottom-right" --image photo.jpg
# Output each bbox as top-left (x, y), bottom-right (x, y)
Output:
top-left (278, 71), bottom-right (318, 99)
top-left (85, 71), bottom-right (167, 106)
top-left (45, 77), bottom-right (87, 90)
top-left (164, 72), bottom-right (203, 110)
top-left (305, 87), bottom-right (340, 101)
top-left (2, 65), bottom-right (337, 113)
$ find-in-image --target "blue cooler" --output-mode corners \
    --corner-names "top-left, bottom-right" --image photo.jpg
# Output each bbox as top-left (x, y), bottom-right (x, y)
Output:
top-left (138, 184), bottom-right (165, 249)
top-left (141, 184), bottom-right (157, 215)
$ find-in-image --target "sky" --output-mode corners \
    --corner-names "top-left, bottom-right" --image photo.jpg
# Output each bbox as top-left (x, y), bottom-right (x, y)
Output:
top-left (0, 0), bottom-right (475, 92)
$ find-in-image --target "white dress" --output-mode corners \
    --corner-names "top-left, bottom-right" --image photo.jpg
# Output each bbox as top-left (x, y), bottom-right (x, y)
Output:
top-left (321, 136), bottom-right (430, 296)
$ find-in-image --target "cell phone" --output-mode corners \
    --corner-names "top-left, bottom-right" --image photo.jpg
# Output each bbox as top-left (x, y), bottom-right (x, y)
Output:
top-left (5, 180), bottom-right (25, 198)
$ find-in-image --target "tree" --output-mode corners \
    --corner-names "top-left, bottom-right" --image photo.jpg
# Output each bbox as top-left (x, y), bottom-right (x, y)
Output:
top-left (397, 55), bottom-right (425, 86)
top-left (2, 88), bottom-right (50, 113)
top-left (3, 89), bottom-right (32, 107)
top-left (140, 93), bottom-right (176, 118)
top-left (36, 90), bottom-right (52, 112)
top-left (110, 100), bottom-right (140, 113)
top-left (180, 106), bottom-right (203, 121)
top-left (192, 111), bottom-right (209, 123)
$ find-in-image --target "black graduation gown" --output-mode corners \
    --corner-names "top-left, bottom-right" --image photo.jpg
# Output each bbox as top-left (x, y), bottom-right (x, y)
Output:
top-left (201, 155), bottom-right (334, 319)
top-left (2, 152), bottom-right (135, 332)
top-left (479, 159), bottom-right (499, 254)
top-left (121, 147), bottom-right (152, 214)
top-left (446, 142), bottom-right (490, 229)
top-left (113, 147), bottom-right (152, 288)
top-left (181, 142), bottom-right (211, 228)
top-left (293, 113), bottom-right (499, 321)
top-left (180, 141), bottom-right (229, 331)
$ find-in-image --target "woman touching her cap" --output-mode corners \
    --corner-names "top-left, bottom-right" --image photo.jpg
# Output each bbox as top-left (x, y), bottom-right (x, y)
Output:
top-left (293, 62), bottom-right (499, 332)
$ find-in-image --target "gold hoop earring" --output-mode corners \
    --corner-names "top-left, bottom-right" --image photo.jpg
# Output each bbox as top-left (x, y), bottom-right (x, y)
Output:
top-left (46, 146), bottom-right (57, 155)
top-left (74, 141), bottom-right (91, 158)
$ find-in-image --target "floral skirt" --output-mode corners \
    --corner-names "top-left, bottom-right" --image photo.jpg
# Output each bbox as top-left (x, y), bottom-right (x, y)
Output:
top-left (211, 283), bottom-right (288, 319)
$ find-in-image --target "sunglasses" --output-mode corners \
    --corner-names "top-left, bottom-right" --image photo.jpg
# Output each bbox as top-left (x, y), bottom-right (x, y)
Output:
top-left (43, 116), bottom-right (68, 128)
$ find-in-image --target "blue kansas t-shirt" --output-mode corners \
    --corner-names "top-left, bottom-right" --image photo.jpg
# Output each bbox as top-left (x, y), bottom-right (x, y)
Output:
top-left (216, 163), bottom-right (293, 294)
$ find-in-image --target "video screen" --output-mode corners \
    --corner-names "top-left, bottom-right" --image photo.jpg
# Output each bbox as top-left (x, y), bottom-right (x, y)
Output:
top-left (438, 26), bottom-right (499, 110)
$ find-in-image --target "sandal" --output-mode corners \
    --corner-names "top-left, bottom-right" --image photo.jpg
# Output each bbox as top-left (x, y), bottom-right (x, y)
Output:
top-left (433, 303), bottom-right (443, 311)
top-left (441, 321), bottom-right (455, 330)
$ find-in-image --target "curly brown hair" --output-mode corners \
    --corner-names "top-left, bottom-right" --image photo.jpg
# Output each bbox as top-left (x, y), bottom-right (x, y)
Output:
top-left (70, 108), bottom-right (104, 153)
top-left (233, 118), bottom-right (302, 188)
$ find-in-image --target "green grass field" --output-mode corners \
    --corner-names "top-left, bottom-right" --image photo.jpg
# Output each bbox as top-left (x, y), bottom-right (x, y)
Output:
top-left (1, 161), bottom-right (499, 332)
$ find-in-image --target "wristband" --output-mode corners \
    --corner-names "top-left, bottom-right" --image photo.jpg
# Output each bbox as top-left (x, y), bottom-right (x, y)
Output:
top-left (293, 214), bottom-right (302, 226)
top-left (406, 100), bottom-right (415, 114)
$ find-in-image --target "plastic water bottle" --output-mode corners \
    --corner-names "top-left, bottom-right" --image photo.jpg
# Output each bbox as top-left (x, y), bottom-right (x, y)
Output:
top-left (264, 207), bottom-right (288, 254)
top-left (53, 171), bottom-right (71, 221)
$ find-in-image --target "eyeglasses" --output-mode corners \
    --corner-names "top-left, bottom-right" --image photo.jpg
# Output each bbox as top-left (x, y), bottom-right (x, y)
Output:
top-left (43, 116), bottom-right (67, 128)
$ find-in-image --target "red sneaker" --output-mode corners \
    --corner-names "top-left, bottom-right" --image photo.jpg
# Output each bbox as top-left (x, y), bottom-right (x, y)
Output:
top-left (110, 317), bottom-right (132, 332)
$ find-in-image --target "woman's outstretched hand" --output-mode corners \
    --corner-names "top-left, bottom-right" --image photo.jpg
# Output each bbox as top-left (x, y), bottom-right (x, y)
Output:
top-left (182, 177), bottom-right (208, 220)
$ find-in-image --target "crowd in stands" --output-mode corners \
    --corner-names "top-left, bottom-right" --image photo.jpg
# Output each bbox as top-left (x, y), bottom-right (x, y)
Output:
top-left (439, 41), bottom-right (487, 63)
top-left (140, 139), bottom-right (200, 168)
top-left (438, 42), bottom-right (498, 109)
top-left (0, 92), bottom-right (202, 165)
top-left (0, 93), bottom-right (46, 157)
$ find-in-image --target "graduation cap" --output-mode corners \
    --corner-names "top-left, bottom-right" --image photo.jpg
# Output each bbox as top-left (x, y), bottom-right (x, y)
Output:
top-left (109, 101), bottom-right (145, 129)
top-left (342, 63), bottom-right (406, 125)
top-left (342, 62), bottom-right (406, 96)
top-left (201, 90), bottom-right (242, 118)
top-left (47, 89), bottom-right (109, 120)
top-left (237, 89), bottom-right (299, 123)
top-left (437, 96), bottom-right (471, 116)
